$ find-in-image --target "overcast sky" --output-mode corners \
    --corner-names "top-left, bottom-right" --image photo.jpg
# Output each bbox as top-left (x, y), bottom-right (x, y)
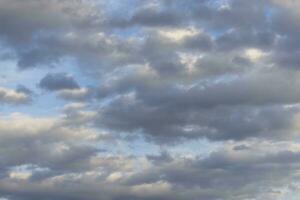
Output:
top-left (1, 0), bottom-right (300, 199)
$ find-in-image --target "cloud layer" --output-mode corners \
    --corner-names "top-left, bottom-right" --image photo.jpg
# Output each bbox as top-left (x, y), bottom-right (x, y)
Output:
top-left (1, 0), bottom-right (300, 199)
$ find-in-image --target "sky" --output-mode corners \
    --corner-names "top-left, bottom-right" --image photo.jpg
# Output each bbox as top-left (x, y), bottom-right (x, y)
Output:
top-left (1, 0), bottom-right (300, 199)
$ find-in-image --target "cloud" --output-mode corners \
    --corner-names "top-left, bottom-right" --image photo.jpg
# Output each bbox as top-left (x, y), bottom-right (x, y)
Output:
top-left (0, 141), bottom-right (299, 200)
top-left (57, 87), bottom-right (92, 101)
top-left (0, 0), bottom-right (102, 43)
top-left (93, 68), bottom-right (300, 142)
top-left (38, 73), bottom-right (79, 91)
top-left (0, 87), bottom-right (30, 104)
top-left (0, 111), bottom-right (102, 176)
top-left (2, 0), bottom-right (300, 199)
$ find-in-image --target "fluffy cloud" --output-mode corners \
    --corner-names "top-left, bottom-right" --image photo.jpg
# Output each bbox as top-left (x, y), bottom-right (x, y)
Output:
top-left (58, 88), bottom-right (92, 101)
top-left (38, 73), bottom-right (79, 91)
top-left (0, 140), bottom-right (300, 200)
top-left (2, 0), bottom-right (300, 199)
top-left (0, 87), bottom-right (30, 104)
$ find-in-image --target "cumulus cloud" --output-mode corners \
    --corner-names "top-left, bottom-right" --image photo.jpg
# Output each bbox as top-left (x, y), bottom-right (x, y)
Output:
top-left (38, 73), bottom-right (79, 91)
top-left (0, 140), bottom-right (300, 200)
top-left (2, 0), bottom-right (300, 199)
top-left (0, 111), bottom-right (102, 174)
top-left (58, 87), bottom-right (92, 101)
top-left (0, 87), bottom-right (30, 104)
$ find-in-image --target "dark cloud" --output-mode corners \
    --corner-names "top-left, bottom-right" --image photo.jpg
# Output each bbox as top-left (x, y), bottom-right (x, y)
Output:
top-left (182, 33), bottom-right (214, 51)
top-left (129, 8), bottom-right (184, 27)
top-left (39, 73), bottom-right (79, 91)
top-left (233, 144), bottom-right (250, 151)
top-left (147, 151), bottom-right (173, 165)
top-left (215, 30), bottom-right (276, 51)
top-left (94, 68), bottom-right (300, 142)
top-left (16, 85), bottom-right (33, 95)
top-left (0, 0), bottom-right (103, 43)
top-left (97, 96), bottom-right (297, 142)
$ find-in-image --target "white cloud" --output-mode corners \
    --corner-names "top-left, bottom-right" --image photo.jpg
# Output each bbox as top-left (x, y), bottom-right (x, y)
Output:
top-left (0, 87), bottom-right (29, 104)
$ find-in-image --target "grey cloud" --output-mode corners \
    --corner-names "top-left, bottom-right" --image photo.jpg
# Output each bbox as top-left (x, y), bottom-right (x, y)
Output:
top-left (98, 96), bottom-right (296, 142)
top-left (146, 151), bottom-right (173, 165)
top-left (94, 68), bottom-right (300, 142)
top-left (212, 0), bottom-right (269, 30)
top-left (2, 0), bottom-right (300, 199)
top-left (123, 147), bottom-right (300, 200)
top-left (0, 0), bottom-right (290, 73)
top-left (16, 85), bottom-right (33, 95)
top-left (193, 53), bottom-right (250, 77)
top-left (215, 30), bottom-right (276, 52)
top-left (16, 32), bottom-right (141, 72)
top-left (129, 8), bottom-right (184, 27)
top-left (0, 109), bottom-right (104, 177)
top-left (0, 0), bottom-right (107, 70)
top-left (39, 73), bottom-right (79, 91)
top-left (0, 0), bottom-right (102, 43)
top-left (182, 33), bottom-right (214, 51)
top-left (233, 144), bottom-right (251, 151)
top-left (1, 144), bottom-right (300, 200)
top-left (57, 87), bottom-right (93, 101)
top-left (137, 35), bottom-right (184, 77)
